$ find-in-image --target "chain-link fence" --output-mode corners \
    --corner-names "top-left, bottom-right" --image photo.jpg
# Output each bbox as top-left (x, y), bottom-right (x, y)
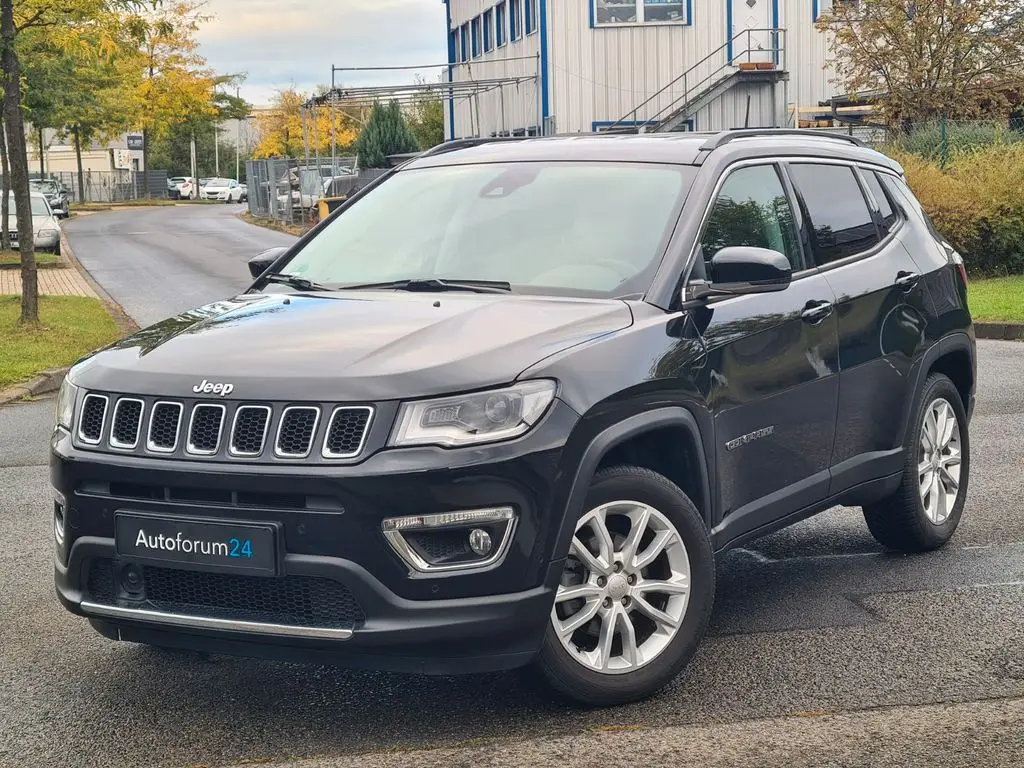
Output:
top-left (246, 157), bottom-right (382, 226)
top-left (878, 118), bottom-right (1024, 167)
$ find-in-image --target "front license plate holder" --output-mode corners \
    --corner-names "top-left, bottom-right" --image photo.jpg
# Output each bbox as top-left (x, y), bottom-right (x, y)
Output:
top-left (114, 512), bottom-right (280, 577)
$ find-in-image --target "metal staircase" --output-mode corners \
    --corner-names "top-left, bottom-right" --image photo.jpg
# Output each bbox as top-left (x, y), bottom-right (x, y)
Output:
top-left (603, 28), bottom-right (788, 134)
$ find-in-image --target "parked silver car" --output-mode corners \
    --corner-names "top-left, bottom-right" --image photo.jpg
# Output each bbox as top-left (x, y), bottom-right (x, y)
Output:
top-left (6, 191), bottom-right (62, 254)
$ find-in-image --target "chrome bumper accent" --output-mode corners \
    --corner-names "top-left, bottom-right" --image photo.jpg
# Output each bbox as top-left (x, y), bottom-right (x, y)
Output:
top-left (79, 601), bottom-right (354, 640)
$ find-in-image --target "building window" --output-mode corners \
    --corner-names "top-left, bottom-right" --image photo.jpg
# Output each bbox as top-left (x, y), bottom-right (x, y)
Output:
top-left (471, 16), bottom-right (481, 57)
top-left (594, 0), bottom-right (688, 25)
top-left (496, 2), bottom-right (507, 46)
top-left (483, 9), bottom-right (494, 52)
top-left (510, 0), bottom-right (522, 40)
top-left (460, 23), bottom-right (469, 61)
top-left (525, 0), bottom-right (538, 34)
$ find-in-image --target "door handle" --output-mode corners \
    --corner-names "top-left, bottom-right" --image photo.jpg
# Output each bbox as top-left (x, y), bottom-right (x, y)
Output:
top-left (895, 271), bottom-right (920, 292)
top-left (801, 299), bottom-right (834, 324)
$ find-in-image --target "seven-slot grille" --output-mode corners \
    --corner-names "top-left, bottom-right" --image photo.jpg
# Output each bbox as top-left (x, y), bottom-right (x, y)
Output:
top-left (74, 394), bottom-right (373, 462)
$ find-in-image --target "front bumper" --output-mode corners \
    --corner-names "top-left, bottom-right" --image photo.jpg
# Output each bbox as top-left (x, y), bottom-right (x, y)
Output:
top-left (35, 231), bottom-right (60, 249)
top-left (51, 401), bottom-right (578, 673)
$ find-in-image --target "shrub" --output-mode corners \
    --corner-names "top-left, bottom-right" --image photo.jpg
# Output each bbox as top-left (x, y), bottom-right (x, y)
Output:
top-left (892, 145), bottom-right (1024, 277)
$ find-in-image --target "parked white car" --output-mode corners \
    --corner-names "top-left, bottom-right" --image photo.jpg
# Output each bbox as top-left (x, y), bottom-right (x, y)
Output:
top-left (201, 178), bottom-right (246, 203)
top-left (6, 192), bottom-right (62, 254)
top-left (169, 177), bottom-right (196, 200)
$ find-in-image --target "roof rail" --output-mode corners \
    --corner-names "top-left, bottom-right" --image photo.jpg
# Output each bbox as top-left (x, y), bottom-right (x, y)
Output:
top-left (417, 136), bottom-right (535, 160)
top-left (699, 128), bottom-right (866, 152)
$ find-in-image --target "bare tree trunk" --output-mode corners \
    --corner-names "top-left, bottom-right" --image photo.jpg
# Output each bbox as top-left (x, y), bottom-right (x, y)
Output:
top-left (0, 113), bottom-right (9, 251)
top-left (73, 125), bottom-right (85, 203)
top-left (1, 0), bottom-right (37, 324)
top-left (37, 125), bottom-right (43, 177)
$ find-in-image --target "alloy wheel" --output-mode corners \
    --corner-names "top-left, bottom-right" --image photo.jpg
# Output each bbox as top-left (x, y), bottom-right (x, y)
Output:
top-left (919, 397), bottom-right (962, 525)
top-left (551, 501), bottom-right (691, 674)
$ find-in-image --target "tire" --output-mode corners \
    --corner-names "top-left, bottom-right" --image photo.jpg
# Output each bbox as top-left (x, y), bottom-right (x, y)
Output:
top-left (863, 373), bottom-right (969, 552)
top-left (53, 240), bottom-right (61, 257)
top-left (534, 465), bottom-right (715, 707)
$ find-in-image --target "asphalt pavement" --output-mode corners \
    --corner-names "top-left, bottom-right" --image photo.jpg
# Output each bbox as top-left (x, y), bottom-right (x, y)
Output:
top-left (64, 203), bottom-right (296, 327)
top-left (0, 207), bottom-right (1022, 766)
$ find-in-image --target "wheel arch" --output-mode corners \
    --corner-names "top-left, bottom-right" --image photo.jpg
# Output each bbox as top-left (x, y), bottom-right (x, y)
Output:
top-left (897, 332), bottom-right (976, 447)
top-left (550, 407), bottom-right (714, 571)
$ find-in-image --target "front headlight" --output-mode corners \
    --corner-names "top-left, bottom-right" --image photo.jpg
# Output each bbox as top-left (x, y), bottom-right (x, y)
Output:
top-left (54, 377), bottom-right (79, 430)
top-left (390, 380), bottom-right (557, 448)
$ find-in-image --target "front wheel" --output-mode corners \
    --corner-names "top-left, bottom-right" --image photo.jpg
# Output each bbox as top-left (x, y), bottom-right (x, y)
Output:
top-left (534, 466), bottom-right (715, 707)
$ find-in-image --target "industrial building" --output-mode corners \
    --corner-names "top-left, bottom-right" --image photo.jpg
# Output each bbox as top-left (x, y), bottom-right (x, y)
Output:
top-left (442, 0), bottom-right (845, 139)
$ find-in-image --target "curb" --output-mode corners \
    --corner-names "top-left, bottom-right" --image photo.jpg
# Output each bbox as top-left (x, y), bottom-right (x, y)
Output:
top-left (974, 322), bottom-right (1024, 341)
top-left (60, 226), bottom-right (140, 338)
top-left (0, 367), bottom-right (67, 406)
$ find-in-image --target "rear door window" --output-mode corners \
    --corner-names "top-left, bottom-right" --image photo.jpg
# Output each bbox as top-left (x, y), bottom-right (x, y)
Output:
top-left (788, 163), bottom-right (879, 265)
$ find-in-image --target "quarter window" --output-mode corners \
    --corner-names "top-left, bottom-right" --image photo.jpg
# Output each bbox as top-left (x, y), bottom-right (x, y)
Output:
top-left (788, 163), bottom-right (879, 265)
top-left (700, 165), bottom-right (804, 274)
top-left (863, 170), bottom-right (899, 234)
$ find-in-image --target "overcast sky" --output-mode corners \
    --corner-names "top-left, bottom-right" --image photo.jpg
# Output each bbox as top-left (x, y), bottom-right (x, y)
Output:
top-left (199, 0), bottom-right (449, 107)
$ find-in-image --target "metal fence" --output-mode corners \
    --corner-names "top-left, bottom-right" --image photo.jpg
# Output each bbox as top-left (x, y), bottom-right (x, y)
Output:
top-left (245, 157), bottom-right (381, 226)
top-left (879, 118), bottom-right (1024, 167)
top-left (24, 170), bottom-right (170, 203)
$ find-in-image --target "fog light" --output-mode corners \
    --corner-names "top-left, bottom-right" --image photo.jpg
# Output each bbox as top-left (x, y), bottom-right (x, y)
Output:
top-left (382, 507), bottom-right (517, 573)
top-left (468, 528), bottom-right (492, 556)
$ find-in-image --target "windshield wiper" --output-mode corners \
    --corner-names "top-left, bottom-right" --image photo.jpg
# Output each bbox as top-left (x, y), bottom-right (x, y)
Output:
top-left (337, 278), bottom-right (512, 294)
top-left (260, 272), bottom-right (332, 292)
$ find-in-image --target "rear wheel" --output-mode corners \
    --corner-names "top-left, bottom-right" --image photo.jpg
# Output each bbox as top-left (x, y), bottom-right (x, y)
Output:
top-left (863, 373), bottom-right (969, 552)
top-left (534, 466), bottom-right (715, 707)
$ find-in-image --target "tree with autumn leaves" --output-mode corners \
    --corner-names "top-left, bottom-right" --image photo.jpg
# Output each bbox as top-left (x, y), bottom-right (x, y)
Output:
top-left (2, 0), bottom-right (238, 325)
top-left (817, 0), bottom-right (1024, 124)
top-left (251, 88), bottom-right (359, 160)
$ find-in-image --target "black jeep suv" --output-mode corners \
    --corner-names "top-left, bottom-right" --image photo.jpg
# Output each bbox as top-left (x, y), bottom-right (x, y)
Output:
top-left (52, 129), bottom-right (975, 706)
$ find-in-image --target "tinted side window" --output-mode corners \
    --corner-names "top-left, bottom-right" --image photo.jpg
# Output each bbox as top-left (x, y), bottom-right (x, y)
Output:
top-left (788, 164), bottom-right (879, 265)
top-left (700, 165), bottom-right (804, 273)
top-left (862, 170), bottom-right (899, 234)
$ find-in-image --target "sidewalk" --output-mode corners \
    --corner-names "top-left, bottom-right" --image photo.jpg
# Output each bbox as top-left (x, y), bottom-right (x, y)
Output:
top-left (0, 265), bottom-right (97, 297)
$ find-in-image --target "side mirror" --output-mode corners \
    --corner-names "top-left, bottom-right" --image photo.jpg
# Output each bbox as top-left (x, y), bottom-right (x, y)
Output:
top-left (705, 246), bottom-right (792, 295)
top-left (248, 246), bottom-right (290, 279)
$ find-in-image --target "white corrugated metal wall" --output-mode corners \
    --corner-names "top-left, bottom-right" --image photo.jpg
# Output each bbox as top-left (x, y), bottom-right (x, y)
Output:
top-left (445, 1), bottom-right (842, 139)
top-left (447, 0), bottom-right (542, 139)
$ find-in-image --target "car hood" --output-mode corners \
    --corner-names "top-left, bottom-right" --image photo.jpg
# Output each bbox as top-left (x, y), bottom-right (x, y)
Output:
top-left (71, 292), bottom-right (633, 401)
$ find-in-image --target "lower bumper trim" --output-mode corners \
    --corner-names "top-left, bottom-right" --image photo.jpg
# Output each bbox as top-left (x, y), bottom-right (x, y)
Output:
top-left (79, 601), bottom-right (354, 640)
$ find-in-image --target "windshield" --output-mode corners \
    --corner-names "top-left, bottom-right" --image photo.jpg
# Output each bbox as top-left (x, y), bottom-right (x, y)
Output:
top-left (32, 180), bottom-right (58, 194)
top-left (207, 178), bottom-right (231, 187)
top-left (278, 161), bottom-right (695, 298)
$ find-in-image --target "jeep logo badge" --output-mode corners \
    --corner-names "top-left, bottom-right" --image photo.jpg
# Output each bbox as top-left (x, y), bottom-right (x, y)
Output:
top-left (192, 379), bottom-right (234, 397)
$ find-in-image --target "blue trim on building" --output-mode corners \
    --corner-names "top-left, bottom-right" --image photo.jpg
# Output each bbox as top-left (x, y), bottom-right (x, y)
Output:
top-left (726, 0), bottom-right (733, 61)
top-left (539, 0), bottom-right (549, 131)
top-left (772, 0), bottom-right (780, 65)
top-left (588, 0), bottom-right (595, 28)
top-left (686, 0), bottom-right (693, 26)
top-left (812, 0), bottom-right (820, 21)
top-left (444, 0), bottom-right (456, 141)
